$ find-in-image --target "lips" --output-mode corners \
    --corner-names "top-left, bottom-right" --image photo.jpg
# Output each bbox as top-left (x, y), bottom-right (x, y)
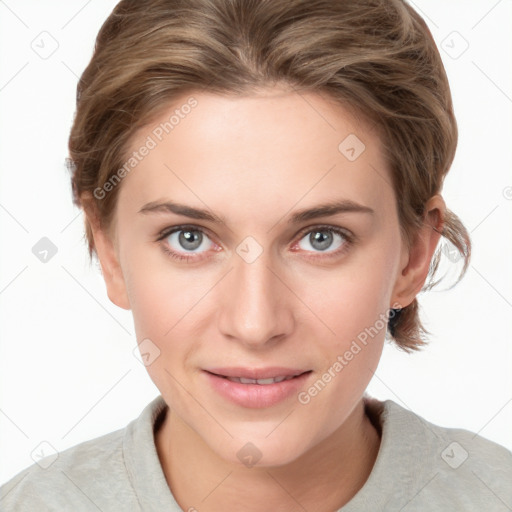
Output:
top-left (203, 369), bottom-right (313, 408)
top-left (204, 366), bottom-right (310, 380)
top-left (224, 375), bottom-right (296, 385)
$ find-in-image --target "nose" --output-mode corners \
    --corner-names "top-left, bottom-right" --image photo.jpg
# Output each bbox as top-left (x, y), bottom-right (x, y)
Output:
top-left (217, 250), bottom-right (295, 349)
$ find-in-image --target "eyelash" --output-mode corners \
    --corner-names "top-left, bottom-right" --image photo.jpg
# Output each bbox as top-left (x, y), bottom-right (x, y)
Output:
top-left (156, 224), bottom-right (355, 263)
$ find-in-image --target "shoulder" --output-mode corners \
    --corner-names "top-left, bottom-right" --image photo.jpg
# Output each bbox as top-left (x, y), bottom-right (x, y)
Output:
top-left (0, 426), bottom-right (139, 512)
top-left (416, 409), bottom-right (512, 510)
top-left (0, 395), bottom-right (172, 511)
top-left (363, 397), bottom-right (512, 511)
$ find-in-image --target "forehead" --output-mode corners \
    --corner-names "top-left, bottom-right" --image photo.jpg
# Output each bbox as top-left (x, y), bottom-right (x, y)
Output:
top-left (117, 88), bottom-right (393, 223)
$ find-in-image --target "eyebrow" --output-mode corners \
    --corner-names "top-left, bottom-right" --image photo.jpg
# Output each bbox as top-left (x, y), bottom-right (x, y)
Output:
top-left (138, 199), bottom-right (375, 224)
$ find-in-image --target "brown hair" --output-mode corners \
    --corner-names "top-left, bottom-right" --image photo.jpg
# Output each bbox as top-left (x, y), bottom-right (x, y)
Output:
top-left (67, 0), bottom-right (471, 352)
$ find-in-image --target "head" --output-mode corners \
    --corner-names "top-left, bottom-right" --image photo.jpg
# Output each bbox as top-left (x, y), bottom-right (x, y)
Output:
top-left (67, 0), bottom-right (470, 466)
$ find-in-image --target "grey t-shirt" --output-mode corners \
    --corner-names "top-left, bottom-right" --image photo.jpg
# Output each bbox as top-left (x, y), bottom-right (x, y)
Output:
top-left (1, 394), bottom-right (511, 511)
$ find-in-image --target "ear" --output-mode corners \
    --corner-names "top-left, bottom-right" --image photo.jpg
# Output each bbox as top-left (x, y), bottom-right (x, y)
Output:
top-left (391, 194), bottom-right (445, 308)
top-left (81, 194), bottom-right (131, 310)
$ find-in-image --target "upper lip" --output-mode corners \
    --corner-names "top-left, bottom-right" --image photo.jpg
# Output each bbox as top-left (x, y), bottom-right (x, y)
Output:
top-left (204, 367), bottom-right (311, 379)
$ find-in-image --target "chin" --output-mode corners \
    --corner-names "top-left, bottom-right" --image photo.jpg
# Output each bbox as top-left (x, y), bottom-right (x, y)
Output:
top-left (216, 431), bottom-right (311, 470)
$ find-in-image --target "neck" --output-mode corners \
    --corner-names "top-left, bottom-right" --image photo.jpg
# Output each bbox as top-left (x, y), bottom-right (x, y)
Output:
top-left (155, 398), bottom-right (381, 512)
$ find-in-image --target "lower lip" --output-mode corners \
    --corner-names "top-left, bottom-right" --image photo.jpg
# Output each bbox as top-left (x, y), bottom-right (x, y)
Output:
top-left (203, 370), bottom-right (312, 408)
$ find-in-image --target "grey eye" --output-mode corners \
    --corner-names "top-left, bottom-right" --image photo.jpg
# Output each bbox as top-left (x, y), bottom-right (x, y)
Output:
top-left (166, 229), bottom-right (212, 253)
top-left (298, 229), bottom-right (345, 253)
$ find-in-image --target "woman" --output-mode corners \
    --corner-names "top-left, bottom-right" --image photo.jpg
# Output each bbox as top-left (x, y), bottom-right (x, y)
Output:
top-left (1, 0), bottom-right (511, 510)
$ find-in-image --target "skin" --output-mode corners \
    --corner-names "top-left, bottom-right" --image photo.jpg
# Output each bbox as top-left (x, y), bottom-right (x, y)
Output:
top-left (83, 86), bottom-right (445, 511)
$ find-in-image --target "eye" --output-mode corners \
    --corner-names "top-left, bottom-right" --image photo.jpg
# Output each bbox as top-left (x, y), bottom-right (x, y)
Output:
top-left (295, 226), bottom-right (352, 256)
top-left (156, 224), bottom-right (353, 263)
top-left (157, 225), bottom-right (216, 261)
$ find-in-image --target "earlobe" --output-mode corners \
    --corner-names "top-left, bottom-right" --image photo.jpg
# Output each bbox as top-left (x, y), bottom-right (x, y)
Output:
top-left (81, 195), bottom-right (131, 311)
top-left (391, 195), bottom-right (446, 308)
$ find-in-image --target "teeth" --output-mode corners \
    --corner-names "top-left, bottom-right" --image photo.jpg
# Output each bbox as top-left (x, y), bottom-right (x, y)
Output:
top-left (226, 375), bottom-right (295, 385)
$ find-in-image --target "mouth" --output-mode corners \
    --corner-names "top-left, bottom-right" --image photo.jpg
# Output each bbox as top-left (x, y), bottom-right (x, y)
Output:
top-left (203, 369), bottom-right (313, 408)
top-left (207, 371), bottom-right (311, 385)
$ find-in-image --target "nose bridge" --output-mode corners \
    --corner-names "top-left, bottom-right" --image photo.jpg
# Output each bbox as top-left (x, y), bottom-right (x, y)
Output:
top-left (217, 248), bottom-right (292, 346)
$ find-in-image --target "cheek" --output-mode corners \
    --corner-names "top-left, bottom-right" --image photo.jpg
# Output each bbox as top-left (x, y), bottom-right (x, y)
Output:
top-left (292, 241), bottom-right (398, 406)
top-left (300, 246), bottom-right (397, 346)
top-left (292, 258), bottom-right (393, 425)
top-left (121, 235), bottom-right (197, 329)
top-left (124, 257), bottom-right (196, 393)
top-left (120, 240), bottom-right (183, 349)
top-left (121, 242), bottom-right (215, 365)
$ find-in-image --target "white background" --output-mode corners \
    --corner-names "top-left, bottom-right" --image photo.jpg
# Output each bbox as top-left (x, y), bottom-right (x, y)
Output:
top-left (1, 0), bottom-right (511, 486)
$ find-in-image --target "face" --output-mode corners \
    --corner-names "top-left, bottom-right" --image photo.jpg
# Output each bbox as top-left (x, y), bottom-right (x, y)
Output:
top-left (101, 87), bottom-right (410, 467)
